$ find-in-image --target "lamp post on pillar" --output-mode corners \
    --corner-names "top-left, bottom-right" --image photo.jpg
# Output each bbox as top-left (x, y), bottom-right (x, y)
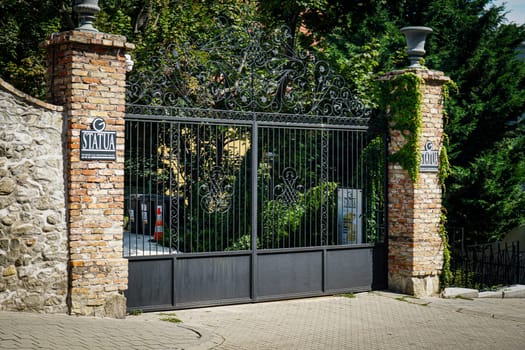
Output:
top-left (73, 0), bottom-right (100, 32)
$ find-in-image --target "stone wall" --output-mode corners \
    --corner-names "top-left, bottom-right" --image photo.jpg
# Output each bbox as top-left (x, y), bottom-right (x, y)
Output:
top-left (0, 78), bottom-right (68, 313)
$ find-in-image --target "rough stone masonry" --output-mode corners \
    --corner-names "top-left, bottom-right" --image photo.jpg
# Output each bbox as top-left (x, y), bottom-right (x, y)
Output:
top-left (0, 79), bottom-right (68, 313)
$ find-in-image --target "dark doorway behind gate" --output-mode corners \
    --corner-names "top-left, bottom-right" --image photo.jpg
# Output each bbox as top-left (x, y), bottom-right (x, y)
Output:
top-left (123, 20), bottom-right (387, 311)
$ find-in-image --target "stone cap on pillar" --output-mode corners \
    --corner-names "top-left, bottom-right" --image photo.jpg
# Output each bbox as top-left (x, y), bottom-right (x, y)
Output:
top-left (42, 30), bottom-right (135, 51)
top-left (380, 68), bottom-right (450, 83)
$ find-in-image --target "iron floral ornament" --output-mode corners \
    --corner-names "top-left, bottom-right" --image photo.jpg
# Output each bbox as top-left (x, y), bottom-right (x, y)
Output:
top-left (274, 168), bottom-right (304, 206)
top-left (199, 166), bottom-right (234, 214)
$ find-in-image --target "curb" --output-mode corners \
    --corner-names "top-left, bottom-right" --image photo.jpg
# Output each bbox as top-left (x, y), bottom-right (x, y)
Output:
top-left (442, 285), bottom-right (525, 299)
top-left (179, 324), bottom-right (225, 350)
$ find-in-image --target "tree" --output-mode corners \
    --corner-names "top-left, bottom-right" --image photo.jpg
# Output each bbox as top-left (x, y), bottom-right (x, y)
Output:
top-left (422, 1), bottom-right (525, 242)
top-left (0, 0), bottom-right (72, 97)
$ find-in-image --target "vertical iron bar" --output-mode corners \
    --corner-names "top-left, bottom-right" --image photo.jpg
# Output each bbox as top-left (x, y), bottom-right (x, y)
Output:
top-left (315, 130), bottom-right (320, 246)
top-left (307, 128), bottom-right (312, 247)
top-left (516, 241), bottom-right (520, 284)
top-left (217, 126), bottom-right (221, 251)
top-left (251, 121), bottom-right (258, 301)
top-left (220, 126), bottom-right (224, 251)
top-left (293, 127), bottom-right (296, 247)
top-left (382, 132), bottom-right (389, 243)
top-left (340, 129), bottom-right (344, 242)
top-left (124, 119), bottom-right (129, 257)
top-left (321, 128), bottom-right (328, 245)
top-left (135, 121), bottom-right (140, 255)
top-left (141, 121), bottom-right (146, 253)
top-left (275, 127), bottom-right (280, 249)
top-left (504, 242), bottom-right (508, 284)
top-left (168, 122), bottom-right (174, 252)
top-left (153, 122), bottom-right (162, 254)
top-left (231, 127), bottom-right (237, 249)
top-left (184, 122), bottom-right (188, 252)
top-left (206, 125), bottom-right (210, 252)
top-left (204, 124), bottom-right (208, 252)
top-left (259, 126), bottom-right (264, 249)
top-left (302, 128), bottom-right (306, 247)
top-left (328, 128), bottom-right (333, 245)
top-left (244, 125), bottom-right (248, 243)
top-left (250, 55), bottom-right (258, 300)
top-left (360, 130), bottom-right (364, 244)
top-left (271, 127), bottom-right (276, 249)
top-left (194, 123), bottom-right (199, 253)
top-left (125, 120), bottom-right (131, 257)
top-left (176, 122), bottom-right (181, 253)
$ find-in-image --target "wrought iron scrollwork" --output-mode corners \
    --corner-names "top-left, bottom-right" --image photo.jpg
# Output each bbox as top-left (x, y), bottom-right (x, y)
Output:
top-left (169, 126), bottom-right (180, 243)
top-left (274, 168), bottom-right (304, 206)
top-left (199, 166), bottom-right (234, 214)
top-left (126, 18), bottom-right (372, 121)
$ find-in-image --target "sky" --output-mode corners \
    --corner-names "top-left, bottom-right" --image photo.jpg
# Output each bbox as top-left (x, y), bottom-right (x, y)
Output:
top-left (493, 0), bottom-right (525, 25)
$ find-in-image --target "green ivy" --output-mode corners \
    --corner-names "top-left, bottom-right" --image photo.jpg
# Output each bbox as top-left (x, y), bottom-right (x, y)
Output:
top-left (439, 210), bottom-right (453, 288)
top-left (438, 79), bottom-right (457, 288)
top-left (439, 137), bottom-right (452, 191)
top-left (439, 80), bottom-right (458, 190)
top-left (261, 182), bottom-right (338, 248)
top-left (361, 136), bottom-right (385, 242)
top-left (380, 72), bottom-right (423, 182)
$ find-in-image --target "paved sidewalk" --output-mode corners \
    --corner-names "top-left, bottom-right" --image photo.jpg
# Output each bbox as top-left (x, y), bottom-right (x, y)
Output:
top-left (0, 310), bottom-right (219, 350)
top-left (176, 292), bottom-right (525, 350)
top-left (1, 292), bottom-right (524, 349)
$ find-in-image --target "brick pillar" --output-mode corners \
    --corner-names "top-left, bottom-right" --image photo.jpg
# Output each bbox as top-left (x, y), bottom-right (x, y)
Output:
top-left (44, 31), bottom-right (134, 317)
top-left (383, 69), bottom-right (450, 297)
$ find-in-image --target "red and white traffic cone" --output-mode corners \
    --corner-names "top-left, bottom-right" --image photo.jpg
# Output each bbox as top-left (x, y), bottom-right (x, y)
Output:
top-left (153, 205), bottom-right (163, 241)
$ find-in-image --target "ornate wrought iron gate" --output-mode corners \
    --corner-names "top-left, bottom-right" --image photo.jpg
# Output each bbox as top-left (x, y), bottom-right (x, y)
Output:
top-left (124, 20), bottom-right (387, 311)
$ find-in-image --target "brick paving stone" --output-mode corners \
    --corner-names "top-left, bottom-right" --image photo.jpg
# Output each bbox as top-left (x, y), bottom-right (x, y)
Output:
top-left (176, 292), bottom-right (525, 350)
top-left (0, 311), bottom-right (207, 350)
top-left (1, 292), bottom-right (524, 349)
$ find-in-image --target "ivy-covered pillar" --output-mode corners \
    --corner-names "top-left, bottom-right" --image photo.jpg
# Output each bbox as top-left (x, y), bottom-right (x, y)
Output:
top-left (380, 69), bottom-right (451, 296)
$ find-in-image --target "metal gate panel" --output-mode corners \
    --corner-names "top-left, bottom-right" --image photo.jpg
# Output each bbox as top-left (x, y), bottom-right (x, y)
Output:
top-left (123, 115), bottom-right (387, 310)
top-left (325, 247), bottom-right (374, 293)
top-left (127, 257), bottom-right (174, 310)
top-left (256, 250), bottom-right (323, 299)
top-left (174, 254), bottom-right (252, 306)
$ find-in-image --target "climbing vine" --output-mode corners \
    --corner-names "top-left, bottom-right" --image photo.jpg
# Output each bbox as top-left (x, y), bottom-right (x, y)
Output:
top-left (439, 209), bottom-right (453, 287)
top-left (379, 72), bottom-right (423, 182)
top-left (438, 79), bottom-right (458, 288)
top-left (438, 80), bottom-right (457, 191)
